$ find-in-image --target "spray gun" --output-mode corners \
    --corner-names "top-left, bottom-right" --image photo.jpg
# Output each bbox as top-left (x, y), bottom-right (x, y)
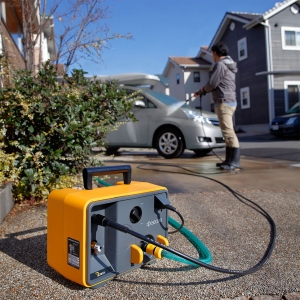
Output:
top-left (185, 94), bottom-right (196, 105)
top-left (186, 89), bottom-right (206, 110)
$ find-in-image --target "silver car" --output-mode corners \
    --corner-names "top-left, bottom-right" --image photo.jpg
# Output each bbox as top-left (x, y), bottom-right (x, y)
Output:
top-left (105, 85), bottom-right (225, 159)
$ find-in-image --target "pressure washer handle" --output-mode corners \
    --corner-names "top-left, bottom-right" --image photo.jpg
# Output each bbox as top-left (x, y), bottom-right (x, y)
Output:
top-left (83, 165), bottom-right (132, 190)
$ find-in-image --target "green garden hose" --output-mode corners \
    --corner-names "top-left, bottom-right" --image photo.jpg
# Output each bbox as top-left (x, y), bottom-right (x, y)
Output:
top-left (163, 216), bottom-right (212, 266)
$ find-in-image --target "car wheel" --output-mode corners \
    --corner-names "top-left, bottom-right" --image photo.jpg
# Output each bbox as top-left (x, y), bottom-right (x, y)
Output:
top-left (105, 146), bottom-right (120, 155)
top-left (193, 149), bottom-right (212, 157)
top-left (155, 128), bottom-right (184, 159)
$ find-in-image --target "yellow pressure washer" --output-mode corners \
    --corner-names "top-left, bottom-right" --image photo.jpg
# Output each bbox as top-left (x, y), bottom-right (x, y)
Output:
top-left (47, 165), bottom-right (276, 288)
top-left (47, 165), bottom-right (174, 288)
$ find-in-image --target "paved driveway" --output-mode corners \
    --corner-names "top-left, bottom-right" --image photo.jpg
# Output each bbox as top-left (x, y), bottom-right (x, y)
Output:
top-left (0, 134), bottom-right (299, 300)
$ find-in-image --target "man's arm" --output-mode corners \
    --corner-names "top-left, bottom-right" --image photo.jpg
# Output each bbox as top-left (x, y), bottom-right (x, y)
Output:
top-left (194, 62), bottom-right (226, 96)
top-left (202, 62), bottom-right (225, 92)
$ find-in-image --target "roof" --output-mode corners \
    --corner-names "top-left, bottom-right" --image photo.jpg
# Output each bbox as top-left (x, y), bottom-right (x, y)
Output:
top-left (210, 0), bottom-right (300, 47)
top-left (245, 0), bottom-right (300, 29)
top-left (228, 12), bottom-right (261, 22)
top-left (162, 56), bottom-right (211, 77)
top-left (209, 12), bottom-right (255, 48)
top-left (169, 56), bottom-right (211, 66)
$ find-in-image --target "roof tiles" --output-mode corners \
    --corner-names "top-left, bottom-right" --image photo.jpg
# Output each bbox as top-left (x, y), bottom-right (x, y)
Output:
top-left (170, 56), bottom-right (211, 66)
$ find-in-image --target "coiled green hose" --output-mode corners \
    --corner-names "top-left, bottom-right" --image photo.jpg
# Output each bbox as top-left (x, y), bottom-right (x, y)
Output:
top-left (163, 216), bottom-right (212, 266)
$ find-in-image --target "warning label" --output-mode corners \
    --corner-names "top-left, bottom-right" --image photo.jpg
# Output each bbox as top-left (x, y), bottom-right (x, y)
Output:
top-left (68, 238), bottom-right (80, 269)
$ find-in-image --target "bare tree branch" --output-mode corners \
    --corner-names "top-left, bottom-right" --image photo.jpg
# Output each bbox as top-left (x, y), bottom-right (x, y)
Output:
top-left (53, 0), bottom-right (132, 73)
top-left (2, 0), bottom-right (131, 74)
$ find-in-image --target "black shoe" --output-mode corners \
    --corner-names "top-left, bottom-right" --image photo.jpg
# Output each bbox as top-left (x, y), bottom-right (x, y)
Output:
top-left (216, 147), bottom-right (230, 167)
top-left (220, 147), bottom-right (240, 171)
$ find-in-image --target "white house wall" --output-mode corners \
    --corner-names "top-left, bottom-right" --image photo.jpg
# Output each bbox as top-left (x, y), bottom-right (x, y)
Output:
top-left (183, 68), bottom-right (212, 111)
top-left (167, 64), bottom-right (186, 101)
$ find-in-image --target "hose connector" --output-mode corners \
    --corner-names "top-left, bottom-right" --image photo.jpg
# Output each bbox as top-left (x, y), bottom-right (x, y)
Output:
top-left (141, 242), bottom-right (162, 259)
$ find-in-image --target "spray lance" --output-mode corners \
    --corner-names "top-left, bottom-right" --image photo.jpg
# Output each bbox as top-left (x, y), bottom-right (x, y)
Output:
top-left (186, 88), bottom-right (206, 108)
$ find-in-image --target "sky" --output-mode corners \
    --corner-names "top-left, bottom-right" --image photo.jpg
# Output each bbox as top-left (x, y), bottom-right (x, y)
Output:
top-left (69, 0), bottom-right (280, 76)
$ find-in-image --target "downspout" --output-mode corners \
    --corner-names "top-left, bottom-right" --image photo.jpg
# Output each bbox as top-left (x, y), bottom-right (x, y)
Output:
top-left (261, 20), bottom-right (275, 123)
top-left (0, 1), bottom-right (6, 23)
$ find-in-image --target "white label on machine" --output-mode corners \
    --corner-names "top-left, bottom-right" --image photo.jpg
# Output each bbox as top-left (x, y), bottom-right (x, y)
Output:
top-left (68, 237), bottom-right (80, 269)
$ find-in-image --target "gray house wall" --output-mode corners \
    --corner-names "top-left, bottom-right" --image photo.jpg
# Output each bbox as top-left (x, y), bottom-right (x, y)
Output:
top-left (268, 5), bottom-right (300, 116)
top-left (219, 20), bottom-right (269, 126)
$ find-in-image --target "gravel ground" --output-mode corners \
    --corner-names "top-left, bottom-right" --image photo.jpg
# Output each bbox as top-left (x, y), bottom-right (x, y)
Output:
top-left (0, 189), bottom-right (299, 300)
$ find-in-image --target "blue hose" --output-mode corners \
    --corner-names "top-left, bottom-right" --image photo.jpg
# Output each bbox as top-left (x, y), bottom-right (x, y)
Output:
top-left (95, 177), bottom-right (212, 266)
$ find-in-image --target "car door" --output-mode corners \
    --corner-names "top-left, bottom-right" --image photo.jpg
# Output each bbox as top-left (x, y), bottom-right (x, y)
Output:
top-left (106, 95), bottom-right (150, 147)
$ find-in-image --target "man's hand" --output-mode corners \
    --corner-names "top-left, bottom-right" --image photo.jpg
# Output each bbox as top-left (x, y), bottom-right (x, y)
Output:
top-left (194, 88), bottom-right (206, 96)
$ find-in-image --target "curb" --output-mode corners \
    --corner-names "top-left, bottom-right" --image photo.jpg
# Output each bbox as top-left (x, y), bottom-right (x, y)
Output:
top-left (0, 182), bottom-right (14, 224)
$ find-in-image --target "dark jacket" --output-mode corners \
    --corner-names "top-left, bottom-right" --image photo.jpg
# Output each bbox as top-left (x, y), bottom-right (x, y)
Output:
top-left (203, 56), bottom-right (238, 104)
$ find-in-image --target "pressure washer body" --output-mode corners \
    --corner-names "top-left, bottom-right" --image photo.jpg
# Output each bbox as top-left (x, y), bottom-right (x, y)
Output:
top-left (47, 165), bottom-right (170, 288)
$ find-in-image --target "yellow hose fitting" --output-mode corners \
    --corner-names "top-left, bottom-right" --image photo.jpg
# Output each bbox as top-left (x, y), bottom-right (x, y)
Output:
top-left (153, 246), bottom-right (162, 259)
top-left (157, 235), bottom-right (169, 246)
top-left (145, 243), bottom-right (162, 259)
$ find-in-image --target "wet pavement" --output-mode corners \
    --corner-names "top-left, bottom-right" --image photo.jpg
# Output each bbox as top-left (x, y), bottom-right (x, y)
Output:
top-left (99, 133), bottom-right (300, 193)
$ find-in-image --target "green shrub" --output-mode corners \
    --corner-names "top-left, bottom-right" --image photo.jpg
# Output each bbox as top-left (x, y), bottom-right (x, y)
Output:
top-left (0, 61), bottom-right (136, 202)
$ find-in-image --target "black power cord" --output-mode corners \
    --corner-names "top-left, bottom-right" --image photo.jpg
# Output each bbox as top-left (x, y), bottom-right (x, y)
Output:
top-left (134, 162), bottom-right (276, 275)
top-left (92, 192), bottom-right (276, 275)
top-left (164, 204), bottom-right (184, 234)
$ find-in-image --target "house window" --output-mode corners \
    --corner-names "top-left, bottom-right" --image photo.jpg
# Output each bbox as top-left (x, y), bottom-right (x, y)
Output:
top-left (193, 72), bottom-right (200, 82)
top-left (281, 26), bottom-right (300, 50)
top-left (176, 73), bottom-right (180, 84)
top-left (240, 87), bottom-right (250, 109)
top-left (284, 81), bottom-right (300, 111)
top-left (237, 37), bottom-right (248, 61)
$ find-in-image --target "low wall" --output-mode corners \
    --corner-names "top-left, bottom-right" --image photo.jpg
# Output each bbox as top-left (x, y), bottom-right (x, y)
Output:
top-left (0, 182), bottom-right (14, 224)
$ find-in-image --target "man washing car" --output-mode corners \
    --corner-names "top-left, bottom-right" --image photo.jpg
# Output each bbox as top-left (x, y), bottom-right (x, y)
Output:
top-left (194, 42), bottom-right (240, 171)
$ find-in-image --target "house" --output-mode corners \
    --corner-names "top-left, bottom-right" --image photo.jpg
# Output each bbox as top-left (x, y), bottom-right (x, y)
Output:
top-left (161, 51), bottom-right (213, 111)
top-left (0, 0), bottom-right (56, 78)
top-left (210, 0), bottom-right (300, 133)
top-left (161, 0), bottom-right (300, 133)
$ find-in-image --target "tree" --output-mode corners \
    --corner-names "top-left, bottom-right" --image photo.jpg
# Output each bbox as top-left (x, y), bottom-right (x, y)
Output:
top-left (0, 0), bottom-right (131, 74)
top-left (54, 0), bottom-right (132, 73)
top-left (1, 0), bottom-right (131, 74)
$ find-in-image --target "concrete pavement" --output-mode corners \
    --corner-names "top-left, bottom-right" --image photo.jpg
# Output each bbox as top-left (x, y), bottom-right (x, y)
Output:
top-left (0, 134), bottom-right (299, 300)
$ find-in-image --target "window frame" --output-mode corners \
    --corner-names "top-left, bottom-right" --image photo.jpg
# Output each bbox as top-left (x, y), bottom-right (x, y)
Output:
top-left (193, 71), bottom-right (200, 82)
top-left (237, 37), bottom-right (248, 61)
top-left (284, 81), bottom-right (300, 112)
top-left (240, 87), bottom-right (250, 109)
top-left (176, 73), bottom-right (180, 84)
top-left (281, 26), bottom-right (300, 50)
